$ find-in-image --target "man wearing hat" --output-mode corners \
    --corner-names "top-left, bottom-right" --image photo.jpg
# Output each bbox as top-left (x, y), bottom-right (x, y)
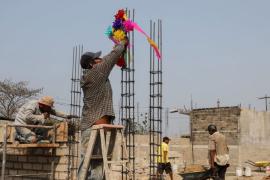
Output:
top-left (14, 96), bottom-right (77, 143)
top-left (79, 39), bottom-right (127, 179)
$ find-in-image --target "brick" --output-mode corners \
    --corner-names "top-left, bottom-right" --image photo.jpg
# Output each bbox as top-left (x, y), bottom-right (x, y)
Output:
top-left (8, 169), bottom-right (18, 175)
top-left (42, 164), bottom-right (52, 170)
top-left (56, 147), bottom-right (69, 156)
top-left (5, 162), bottom-right (14, 168)
top-left (17, 169), bottom-right (30, 175)
top-left (55, 164), bottom-right (67, 172)
top-left (7, 155), bottom-right (18, 161)
top-left (30, 148), bottom-right (45, 155)
top-left (14, 162), bottom-right (22, 169)
top-left (27, 156), bottom-right (39, 163)
top-left (18, 156), bottom-right (27, 162)
top-left (23, 163), bottom-right (32, 170)
top-left (32, 163), bottom-right (43, 170)
top-left (58, 156), bottom-right (69, 164)
top-left (13, 148), bottom-right (28, 155)
top-left (57, 171), bottom-right (69, 179)
top-left (38, 156), bottom-right (48, 163)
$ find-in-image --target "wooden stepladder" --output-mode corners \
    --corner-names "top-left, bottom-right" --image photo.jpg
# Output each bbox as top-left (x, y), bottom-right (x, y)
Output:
top-left (79, 124), bottom-right (131, 180)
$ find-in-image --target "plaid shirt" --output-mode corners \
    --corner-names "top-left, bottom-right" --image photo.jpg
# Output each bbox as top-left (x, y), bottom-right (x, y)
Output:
top-left (80, 43), bottom-right (125, 131)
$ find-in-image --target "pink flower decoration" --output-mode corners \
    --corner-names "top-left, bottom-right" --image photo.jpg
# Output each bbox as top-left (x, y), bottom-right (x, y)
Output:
top-left (123, 20), bottom-right (134, 32)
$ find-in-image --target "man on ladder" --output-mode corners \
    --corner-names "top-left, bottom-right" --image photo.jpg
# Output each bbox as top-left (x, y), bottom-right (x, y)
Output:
top-left (78, 38), bottom-right (128, 179)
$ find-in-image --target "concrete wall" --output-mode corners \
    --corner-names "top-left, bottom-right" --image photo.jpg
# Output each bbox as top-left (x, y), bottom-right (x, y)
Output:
top-left (188, 107), bottom-right (270, 172)
top-left (238, 109), bottom-right (270, 167)
top-left (190, 107), bottom-right (240, 145)
top-left (0, 120), bottom-right (79, 180)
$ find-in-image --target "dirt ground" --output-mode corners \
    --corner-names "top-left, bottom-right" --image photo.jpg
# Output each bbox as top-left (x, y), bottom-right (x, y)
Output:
top-left (136, 172), bottom-right (270, 180)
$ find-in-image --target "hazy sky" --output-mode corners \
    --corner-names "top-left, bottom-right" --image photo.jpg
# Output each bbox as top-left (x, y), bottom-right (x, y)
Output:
top-left (1, 1), bottom-right (270, 136)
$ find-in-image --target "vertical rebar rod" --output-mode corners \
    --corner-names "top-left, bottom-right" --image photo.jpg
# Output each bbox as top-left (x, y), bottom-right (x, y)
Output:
top-left (149, 19), bottom-right (163, 179)
top-left (127, 10), bottom-right (131, 180)
top-left (131, 9), bottom-right (135, 179)
top-left (69, 45), bottom-right (83, 179)
top-left (121, 9), bottom-right (135, 180)
top-left (149, 20), bottom-right (152, 178)
top-left (1, 124), bottom-right (7, 180)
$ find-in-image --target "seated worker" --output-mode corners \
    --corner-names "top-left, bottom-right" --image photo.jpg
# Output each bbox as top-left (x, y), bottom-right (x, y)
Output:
top-left (14, 96), bottom-right (77, 143)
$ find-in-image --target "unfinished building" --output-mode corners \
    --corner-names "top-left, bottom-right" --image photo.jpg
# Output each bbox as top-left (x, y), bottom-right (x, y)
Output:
top-left (0, 122), bottom-right (79, 180)
top-left (189, 106), bottom-right (270, 171)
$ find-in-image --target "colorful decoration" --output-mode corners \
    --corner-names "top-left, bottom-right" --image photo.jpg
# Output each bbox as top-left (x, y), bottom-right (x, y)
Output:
top-left (113, 29), bottom-right (126, 42)
top-left (105, 9), bottom-right (161, 67)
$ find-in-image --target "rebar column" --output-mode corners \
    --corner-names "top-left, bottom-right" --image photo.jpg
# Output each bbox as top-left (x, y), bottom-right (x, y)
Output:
top-left (149, 19), bottom-right (163, 179)
top-left (69, 45), bottom-right (83, 179)
top-left (121, 9), bottom-right (136, 180)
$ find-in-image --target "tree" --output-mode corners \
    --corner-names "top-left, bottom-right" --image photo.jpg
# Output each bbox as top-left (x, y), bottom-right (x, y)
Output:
top-left (132, 118), bottom-right (149, 135)
top-left (0, 79), bottom-right (42, 119)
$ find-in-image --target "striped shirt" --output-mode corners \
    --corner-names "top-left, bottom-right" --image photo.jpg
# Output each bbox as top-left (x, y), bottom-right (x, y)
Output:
top-left (80, 43), bottom-right (125, 131)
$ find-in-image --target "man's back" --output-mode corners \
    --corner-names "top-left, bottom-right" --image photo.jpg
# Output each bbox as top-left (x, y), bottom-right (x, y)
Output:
top-left (15, 100), bottom-right (39, 125)
top-left (209, 132), bottom-right (229, 156)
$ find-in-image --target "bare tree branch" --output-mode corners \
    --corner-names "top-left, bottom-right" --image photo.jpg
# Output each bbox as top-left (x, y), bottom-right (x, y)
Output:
top-left (0, 79), bottom-right (43, 119)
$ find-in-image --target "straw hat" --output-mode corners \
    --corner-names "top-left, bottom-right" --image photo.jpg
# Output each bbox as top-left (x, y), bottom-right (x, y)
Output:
top-left (39, 96), bottom-right (54, 107)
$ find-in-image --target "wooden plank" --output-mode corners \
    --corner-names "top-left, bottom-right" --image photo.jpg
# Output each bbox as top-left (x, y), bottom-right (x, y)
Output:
top-left (91, 124), bottom-right (124, 130)
top-left (100, 128), bottom-right (110, 180)
top-left (91, 155), bottom-right (112, 160)
top-left (111, 130), bottom-right (121, 161)
top-left (107, 129), bottom-right (117, 156)
top-left (8, 124), bottom-right (54, 129)
top-left (120, 129), bottom-right (131, 179)
top-left (107, 160), bottom-right (129, 164)
top-left (56, 122), bottom-right (68, 142)
top-left (0, 126), bottom-right (14, 143)
top-left (79, 129), bottom-right (98, 180)
top-left (7, 143), bottom-right (59, 148)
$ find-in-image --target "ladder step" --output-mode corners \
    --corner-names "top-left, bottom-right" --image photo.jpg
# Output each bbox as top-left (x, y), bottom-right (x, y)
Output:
top-left (91, 155), bottom-right (112, 160)
top-left (150, 71), bottom-right (162, 74)
top-left (107, 160), bottom-right (129, 164)
top-left (150, 82), bottom-right (162, 85)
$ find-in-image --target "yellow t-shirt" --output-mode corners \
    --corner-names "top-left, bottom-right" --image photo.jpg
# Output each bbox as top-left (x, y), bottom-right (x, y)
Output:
top-left (157, 142), bottom-right (169, 163)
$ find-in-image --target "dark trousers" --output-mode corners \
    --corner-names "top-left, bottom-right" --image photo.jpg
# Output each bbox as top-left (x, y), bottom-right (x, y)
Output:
top-left (213, 163), bottom-right (229, 180)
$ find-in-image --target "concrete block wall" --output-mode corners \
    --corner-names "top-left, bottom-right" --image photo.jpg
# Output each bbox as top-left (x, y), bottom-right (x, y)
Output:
top-left (190, 106), bottom-right (241, 145)
top-left (0, 144), bottom-right (79, 180)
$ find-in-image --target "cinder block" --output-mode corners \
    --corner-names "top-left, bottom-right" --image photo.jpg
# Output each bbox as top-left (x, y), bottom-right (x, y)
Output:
top-left (32, 163), bottom-right (43, 170)
top-left (13, 162), bottom-right (22, 169)
top-left (55, 164), bottom-right (68, 172)
top-left (7, 155), bottom-right (18, 162)
top-left (17, 169), bottom-right (30, 175)
top-left (56, 147), bottom-right (69, 156)
top-left (42, 164), bottom-right (52, 170)
top-left (38, 156), bottom-right (48, 163)
top-left (5, 162), bottom-right (14, 168)
top-left (27, 156), bottom-right (39, 163)
top-left (58, 156), bottom-right (69, 164)
top-left (57, 171), bottom-right (69, 179)
top-left (23, 163), bottom-right (32, 170)
top-left (18, 156), bottom-right (27, 162)
top-left (8, 169), bottom-right (18, 175)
